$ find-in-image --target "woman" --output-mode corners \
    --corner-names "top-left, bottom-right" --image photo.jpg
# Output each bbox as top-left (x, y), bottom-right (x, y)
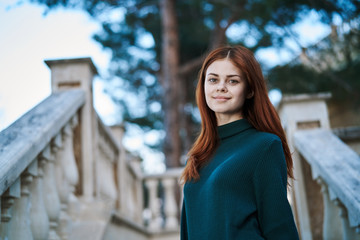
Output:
top-left (180, 45), bottom-right (299, 240)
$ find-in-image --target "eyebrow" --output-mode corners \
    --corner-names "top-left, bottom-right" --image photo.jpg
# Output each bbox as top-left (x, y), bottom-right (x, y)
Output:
top-left (207, 73), bottom-right (242, 78)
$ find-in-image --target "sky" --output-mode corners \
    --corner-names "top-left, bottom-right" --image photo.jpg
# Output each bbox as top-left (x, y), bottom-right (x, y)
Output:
top-left (0, 1), bottom-right (115, 128)
top-left (0, 1), bottom-right (332, 172)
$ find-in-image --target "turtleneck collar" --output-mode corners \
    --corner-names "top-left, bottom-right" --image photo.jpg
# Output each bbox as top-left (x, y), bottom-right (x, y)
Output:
top-left (218, 119), bottom-right (253, 140)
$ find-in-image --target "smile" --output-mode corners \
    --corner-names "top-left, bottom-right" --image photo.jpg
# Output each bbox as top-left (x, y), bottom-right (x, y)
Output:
top-left (213, 96), bottom-right (231, 101)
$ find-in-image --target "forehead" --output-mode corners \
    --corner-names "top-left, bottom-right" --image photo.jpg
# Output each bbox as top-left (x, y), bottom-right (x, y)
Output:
top-left (206, 59), bottom-right (242, 76)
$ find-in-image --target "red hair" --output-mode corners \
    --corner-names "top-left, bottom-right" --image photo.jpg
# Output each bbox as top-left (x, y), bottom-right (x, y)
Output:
top-left (181, 45), bottom-right (294, 183)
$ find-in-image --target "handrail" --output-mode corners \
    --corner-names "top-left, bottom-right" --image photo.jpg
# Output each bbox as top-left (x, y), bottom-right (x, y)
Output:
top-left (0, 89), bottom-right (85, 195)
top-left (143, 167), bottom-right (183, 180)
top-left (294, 129), bottom-right (360, 232)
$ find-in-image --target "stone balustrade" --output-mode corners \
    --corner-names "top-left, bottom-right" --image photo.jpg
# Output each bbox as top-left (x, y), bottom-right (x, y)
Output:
top-left (0, 57), bottom-right (182, 240)
top-left (102, 163), bottom-right (182, 240)
top-left (143, 168), bottom-right (183, 232)
top-left (294, 129), bottom-right (360, 240)
top-left (0, 90), bottom-right (85, 240)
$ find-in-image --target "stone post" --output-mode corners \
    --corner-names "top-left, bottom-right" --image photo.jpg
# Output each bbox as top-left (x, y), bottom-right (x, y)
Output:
top-left (45, 57), bottom-right (98, 201)
top-left (277, 92), bottom-right (332, 240)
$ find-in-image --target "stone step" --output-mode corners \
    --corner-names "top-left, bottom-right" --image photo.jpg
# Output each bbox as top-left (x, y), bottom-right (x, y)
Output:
top-left (69, 220), bottom-right (107, 240)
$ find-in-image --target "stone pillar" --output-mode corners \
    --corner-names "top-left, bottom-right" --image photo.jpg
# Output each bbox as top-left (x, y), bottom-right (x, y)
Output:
top-left (45, 57), bottom-right (98, 201)
top-left (110, 125), bottom-right (127, 215)
top-left (277, 92), bottom-right (332, 240)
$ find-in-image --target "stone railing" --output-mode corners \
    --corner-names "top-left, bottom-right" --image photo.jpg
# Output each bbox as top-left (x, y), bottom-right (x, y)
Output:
top-left (278, 93), bottom-right (360, 240)
top-left (104, 166), bottom-right (182, 240)
top-left (0, 89), bottom-right (85, 239)
top-left (0, 57), bottom-right (181, 240)
top-left (294, 129), bottom-right (360, 240)
top-left (333, 126), bottom-right (360, 155)
top-left (143, 168), bottom-right (183, 232)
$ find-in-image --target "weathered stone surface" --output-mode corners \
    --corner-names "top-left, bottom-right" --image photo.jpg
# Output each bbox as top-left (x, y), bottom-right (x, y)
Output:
top-left (0, 89), bottom-right (85, 195)
top-left (294, 129), bottom-right (360, 228)
top-left (103, 213), bottom-right (180, 240)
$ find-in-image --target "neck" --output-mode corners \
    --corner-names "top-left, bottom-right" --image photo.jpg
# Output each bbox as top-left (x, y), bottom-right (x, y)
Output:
top-left (216, 113), bottom-right (243, 126)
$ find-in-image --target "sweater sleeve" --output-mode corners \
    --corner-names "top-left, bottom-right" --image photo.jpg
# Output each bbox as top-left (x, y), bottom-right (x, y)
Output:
top-left (253, 138), bottom-right (299, 240)
top-left (180, 199), bottom-right (188, 240)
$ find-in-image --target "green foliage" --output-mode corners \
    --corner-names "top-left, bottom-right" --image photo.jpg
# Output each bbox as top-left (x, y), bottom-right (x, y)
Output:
top-left (268, 25), bottom-right (360, 107)
top-left (28, 0), bottom-right (360, 151)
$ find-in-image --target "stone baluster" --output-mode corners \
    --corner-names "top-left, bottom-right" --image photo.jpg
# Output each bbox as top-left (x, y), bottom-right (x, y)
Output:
top-left (131, 157), bottom-right (144, 223)
top-left (145, 179), bottom-right (162, 230)
top-left (53, 132), bottom-right (71, 239)
top-left (128, 176), bottom-right (136, 221)
top-left (97, 153), bottom-right (117, 211)
top-left (162, 178), bottom-right (178, 229)
top-left (41, 145), bottom-right (61, 240)
top-left (336, 201), bottom-right (360, 240)
top-left (317, 178), bottom-right (342, 240)
top-left (105, 160), bottom-right (117, 209)
top-left (30, 156), bottom-right (50, 240)
top-left (0, 179), bottom-right (20, 240)
top-left (63, 118), bottom-right (80, 213)
top-left (8, 171), bottom-right (33, 240)
top-left (53, 132), bottom-right (69, 204)
top-left (124, 164), bottom-right (142, 224)
top-left (65, 117), bottom-right (79, 192)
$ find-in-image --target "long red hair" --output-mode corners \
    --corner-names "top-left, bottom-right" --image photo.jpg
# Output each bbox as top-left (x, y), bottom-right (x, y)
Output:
top-left (181, 45), bottom-right (294, 183)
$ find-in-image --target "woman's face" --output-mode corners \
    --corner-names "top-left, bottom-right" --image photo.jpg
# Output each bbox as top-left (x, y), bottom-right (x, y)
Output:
top-left (204, 59), bottom-right (249, 126)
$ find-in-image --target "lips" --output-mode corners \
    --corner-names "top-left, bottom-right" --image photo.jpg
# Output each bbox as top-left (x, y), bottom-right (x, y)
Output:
top-left (213, 96), bottom-right (230, 100)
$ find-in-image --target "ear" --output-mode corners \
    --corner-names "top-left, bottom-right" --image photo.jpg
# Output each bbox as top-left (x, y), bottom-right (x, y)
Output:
top-left (246, 91), bottom-right (254, 99)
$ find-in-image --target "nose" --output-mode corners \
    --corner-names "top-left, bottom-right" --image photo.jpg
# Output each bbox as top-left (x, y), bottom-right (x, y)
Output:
top-left (216, 81), bottom-right (227, 92)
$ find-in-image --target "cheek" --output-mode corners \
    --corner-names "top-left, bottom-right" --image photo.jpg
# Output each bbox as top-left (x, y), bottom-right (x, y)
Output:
top-left (204, 85), bottom-right (213, 106)
top-left (204, 83), bottom-right (212, 97)
top-left (234, 87), bottom-right (247, 100)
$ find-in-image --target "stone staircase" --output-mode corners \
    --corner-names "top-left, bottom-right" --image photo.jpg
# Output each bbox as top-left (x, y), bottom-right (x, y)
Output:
top-left (0, 57), bottom-right (359, 240)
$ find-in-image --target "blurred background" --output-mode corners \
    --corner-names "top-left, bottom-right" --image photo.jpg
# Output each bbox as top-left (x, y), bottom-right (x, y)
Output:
top-left (1, 0), bottom-right (359, 172)
top-left (1, 1), bottom-right (359, 239)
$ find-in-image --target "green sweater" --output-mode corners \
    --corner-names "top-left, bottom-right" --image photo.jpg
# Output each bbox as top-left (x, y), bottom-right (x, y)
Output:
top-left (181, 119), bottom-right (299, 240)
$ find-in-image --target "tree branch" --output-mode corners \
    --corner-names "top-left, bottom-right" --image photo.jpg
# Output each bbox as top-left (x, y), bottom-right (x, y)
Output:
top-left (178, 14), bottom-right (240, 77)
top-left (178, 55), bottom-right (206, 76)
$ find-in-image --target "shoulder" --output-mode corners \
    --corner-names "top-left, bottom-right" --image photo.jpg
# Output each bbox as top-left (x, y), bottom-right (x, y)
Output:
top-left (249, 129), bottom-right (282, 149)
top-left (251, 131), bottom-right (287, 173)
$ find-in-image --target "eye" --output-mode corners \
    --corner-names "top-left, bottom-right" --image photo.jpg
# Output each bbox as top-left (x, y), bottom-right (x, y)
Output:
top-left (208, 78), bottom-right (217, 83)
top-left (228, 79), bottom-right (239, 84)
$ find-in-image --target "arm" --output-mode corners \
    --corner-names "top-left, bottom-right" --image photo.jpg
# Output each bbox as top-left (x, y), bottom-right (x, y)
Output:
top-left (180, 199), bottom-right (188, 240)
top-left (254, 139), bottom-right (299, 240)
